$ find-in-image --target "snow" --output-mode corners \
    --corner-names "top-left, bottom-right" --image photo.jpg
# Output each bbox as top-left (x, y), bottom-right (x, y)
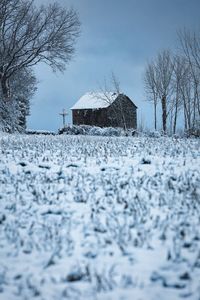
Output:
top-left (26, 130), bottom-right (55, 135)
top-left (71, 92), bottom-right (117, 109)
top-left (0, 134), bottom-right (200, 300)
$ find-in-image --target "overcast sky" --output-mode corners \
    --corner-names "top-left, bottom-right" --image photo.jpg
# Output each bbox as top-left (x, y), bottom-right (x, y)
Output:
top-left (28, 0), bottom-right (200, 131)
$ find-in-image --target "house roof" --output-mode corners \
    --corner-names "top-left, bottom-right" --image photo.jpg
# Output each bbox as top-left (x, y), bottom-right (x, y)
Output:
top-left (71, 92), bottom-right (117, 110)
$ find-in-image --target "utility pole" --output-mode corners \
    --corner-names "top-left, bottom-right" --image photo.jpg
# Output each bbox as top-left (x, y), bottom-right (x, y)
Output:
top-left (59, 109), bottom-right (68, 128)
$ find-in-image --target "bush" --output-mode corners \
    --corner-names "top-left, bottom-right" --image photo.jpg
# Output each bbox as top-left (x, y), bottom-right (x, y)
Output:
top-left (26, 130), bottom-right (55, 135)
top-left (185, 127), bottom-right (200, 138)
top-left (147, 131), bottom-right (162, 138)
top-left (58, 125), bottom-right (137, 137)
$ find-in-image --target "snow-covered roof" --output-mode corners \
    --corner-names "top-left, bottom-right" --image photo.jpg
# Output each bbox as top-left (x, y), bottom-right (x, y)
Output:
top-left (71, 92), bottom-right (117, 110)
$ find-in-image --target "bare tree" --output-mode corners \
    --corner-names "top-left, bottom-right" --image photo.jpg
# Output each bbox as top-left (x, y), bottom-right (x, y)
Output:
top-left (178, 29), bottom-right (200, 133)
top-left (0, 0), bottom-right (80, 101)
top-left (12, 68), bottom-right (37, 130)
top-left (0, 67), bottom-right (37, 132)
top-left (144, 50), bottom-right (174, 133)
top-left (144, 30), bottom-right (200, 135)
top-left (110, 72), bottom-right (128, 130)
top-left (170, 55), bottom-right (187, 134)
top-left (154, 50), bottom-right (174, 133)
top-left (144, 61), bottom-right (158, 130)
top-left (179, 65), bottom-right (199, 134)
top-left (97, 72), bottom-right (134, 130)
top-left (178, 29), bottom-right (200, 72)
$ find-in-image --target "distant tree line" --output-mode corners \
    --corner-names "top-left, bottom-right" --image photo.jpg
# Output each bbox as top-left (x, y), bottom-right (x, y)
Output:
top-left (0, 0), bottom-right (80, 132)
top-left (144, 29), bottom-right (200, 135)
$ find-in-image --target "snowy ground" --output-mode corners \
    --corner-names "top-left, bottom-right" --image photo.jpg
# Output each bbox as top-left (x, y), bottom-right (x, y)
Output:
top-left (0, 134), bottom-right (200, 300)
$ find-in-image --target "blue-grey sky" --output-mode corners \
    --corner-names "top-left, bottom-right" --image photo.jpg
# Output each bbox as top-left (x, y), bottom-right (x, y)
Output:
top-left (28, 0), bottom-right (200, 131)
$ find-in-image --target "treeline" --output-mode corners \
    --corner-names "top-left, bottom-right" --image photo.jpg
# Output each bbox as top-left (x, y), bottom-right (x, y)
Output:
top-left (144, 29), bottom-right (200, 136)
top-left (0, 0), bottom-right (80, 132)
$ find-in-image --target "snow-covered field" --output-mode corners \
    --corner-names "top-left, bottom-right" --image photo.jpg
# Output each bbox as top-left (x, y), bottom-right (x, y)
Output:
top-left (0, 134), bottom-right (200, 300)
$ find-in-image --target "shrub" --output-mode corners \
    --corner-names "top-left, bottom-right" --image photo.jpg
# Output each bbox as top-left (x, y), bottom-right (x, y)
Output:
top-left (59, 125), bottom-right (137, 137)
